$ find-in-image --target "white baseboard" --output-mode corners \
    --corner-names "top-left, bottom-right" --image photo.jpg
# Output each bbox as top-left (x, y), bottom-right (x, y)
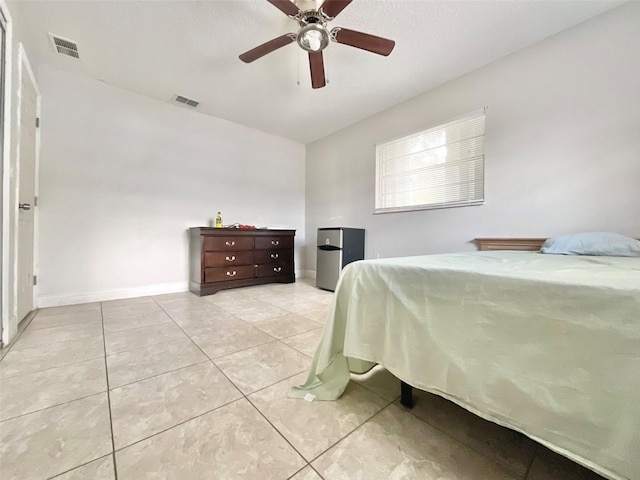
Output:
top-left (37, 274), bottom-right (320, 308)
top-left (37, 282), bottom-right (189, 308)
top-left (297, 270), bottom-right (316, 279)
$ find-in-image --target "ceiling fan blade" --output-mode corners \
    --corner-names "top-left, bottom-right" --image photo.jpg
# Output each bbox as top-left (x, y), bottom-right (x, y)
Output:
top-left (239, 34), bottom-right (295, 63)
top-left (266, 0), bottom-right (300, 17)
top-left (309, 51), bottom-right (326, 89)
top-left (331, 28), bottom-right (395, 56)
top-left (319, 0), bottom-right (353, 19)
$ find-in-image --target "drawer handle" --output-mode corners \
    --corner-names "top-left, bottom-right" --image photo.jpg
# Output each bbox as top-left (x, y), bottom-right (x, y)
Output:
top-left (271, 240), bottom-right (279, 246)
top-left (273, 267), bottom-right (282, 273)
top-left (225, 255), bottom-right (236, 262)
top-left (226, 271), bottom-right (237, 277)
top-left (225, 241), bottom-right (235, 246)
top-left (270, 253), bottom-right (279, 259)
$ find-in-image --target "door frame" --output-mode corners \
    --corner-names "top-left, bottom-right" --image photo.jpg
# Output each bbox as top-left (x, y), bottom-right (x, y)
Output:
top-left (1, 0), bottom-right (14, 347)
top-left (0, 0), bottom-right (41, 347)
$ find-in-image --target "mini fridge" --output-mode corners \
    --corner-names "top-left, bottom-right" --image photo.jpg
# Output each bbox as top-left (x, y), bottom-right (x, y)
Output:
top-left (316, 227), bottom-right (365, 291)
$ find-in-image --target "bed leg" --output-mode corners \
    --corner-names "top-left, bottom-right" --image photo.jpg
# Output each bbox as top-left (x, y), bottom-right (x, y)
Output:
top-left (400, 381), bottom-right (414, 409)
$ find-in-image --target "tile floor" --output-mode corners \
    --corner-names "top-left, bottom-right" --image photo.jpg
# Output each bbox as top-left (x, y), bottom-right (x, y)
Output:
top-left (0, 279), bottom-right (606, 480)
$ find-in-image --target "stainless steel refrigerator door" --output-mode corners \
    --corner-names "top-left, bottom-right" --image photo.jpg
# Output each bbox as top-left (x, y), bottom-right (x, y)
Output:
top-left (317, 228), bottom-right (343, 248)
top-left (316, 248), bottom-right (343, 291)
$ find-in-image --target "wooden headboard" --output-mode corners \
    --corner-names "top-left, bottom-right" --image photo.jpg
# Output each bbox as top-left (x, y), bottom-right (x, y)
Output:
top-left (475, 236), bottom-right (640, 252)
top-left (474, 238), bottom-right (546, 251)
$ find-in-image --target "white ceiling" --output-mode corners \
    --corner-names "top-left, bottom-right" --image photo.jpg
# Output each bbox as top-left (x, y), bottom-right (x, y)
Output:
top-left (8, 0), bottom-right (625, 144)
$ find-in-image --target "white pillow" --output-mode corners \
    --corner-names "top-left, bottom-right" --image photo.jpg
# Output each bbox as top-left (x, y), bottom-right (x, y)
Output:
top-left (541, 232), bottom-right (640, 257)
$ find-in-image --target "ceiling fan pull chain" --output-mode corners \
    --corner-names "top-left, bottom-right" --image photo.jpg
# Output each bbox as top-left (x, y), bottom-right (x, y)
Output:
top-left (297, 50), bottom-right (301, 86)
top-left (324, 55), bottom-right (329, 85)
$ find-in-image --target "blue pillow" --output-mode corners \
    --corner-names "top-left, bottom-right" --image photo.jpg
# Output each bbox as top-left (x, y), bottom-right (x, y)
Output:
top-left (541, 232), bottom-right (640, 257)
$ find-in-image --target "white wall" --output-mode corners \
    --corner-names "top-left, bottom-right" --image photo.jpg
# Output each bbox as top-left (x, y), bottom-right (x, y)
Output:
top-left (37, 65), bottom-right (305, 306)
top-left (304, 2), bottom-right (640, 271)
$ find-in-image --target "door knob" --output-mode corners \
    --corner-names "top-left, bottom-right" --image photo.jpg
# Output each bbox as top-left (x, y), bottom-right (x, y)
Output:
top-left (18, 203), bottom-right (31, 211)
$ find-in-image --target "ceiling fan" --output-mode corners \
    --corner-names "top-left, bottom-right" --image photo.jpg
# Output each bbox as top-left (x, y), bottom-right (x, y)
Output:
top-left (239, 0), bottom-right (396, 89)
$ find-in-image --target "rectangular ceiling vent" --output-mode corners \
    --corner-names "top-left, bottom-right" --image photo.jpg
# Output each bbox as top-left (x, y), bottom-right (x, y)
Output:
top-left (174, 95), bottom-right (199, 108)
top-left (49, 33), bottom-right (80, 59)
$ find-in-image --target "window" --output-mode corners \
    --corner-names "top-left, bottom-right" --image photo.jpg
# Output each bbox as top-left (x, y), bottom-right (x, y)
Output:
top-left (375, 110), bottom-right (485, 213)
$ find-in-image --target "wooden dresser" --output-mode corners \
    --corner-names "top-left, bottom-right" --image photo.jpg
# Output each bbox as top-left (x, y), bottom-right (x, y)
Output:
top-left (189, 228), bottom-right (295, 296)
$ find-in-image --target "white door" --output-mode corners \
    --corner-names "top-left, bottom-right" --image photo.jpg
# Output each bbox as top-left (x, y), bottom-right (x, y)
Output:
top-left (16, 49), bottom-right (38, 323)
top-left (0, 7), bottom-right (8, 344)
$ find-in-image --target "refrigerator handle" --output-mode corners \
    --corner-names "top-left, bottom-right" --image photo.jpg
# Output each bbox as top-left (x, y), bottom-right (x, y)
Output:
top-left (318, 245), bottom-right (341, 251)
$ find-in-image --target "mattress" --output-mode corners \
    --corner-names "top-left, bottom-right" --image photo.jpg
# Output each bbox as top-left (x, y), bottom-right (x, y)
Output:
top-left (289, 251), bottom-right (640, 480)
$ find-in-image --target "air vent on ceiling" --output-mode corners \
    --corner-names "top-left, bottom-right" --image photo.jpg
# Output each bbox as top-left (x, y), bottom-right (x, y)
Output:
top-left (49, 33), bottom-right (80, 59)
top-left (174, 95), bottom-right (199, 108)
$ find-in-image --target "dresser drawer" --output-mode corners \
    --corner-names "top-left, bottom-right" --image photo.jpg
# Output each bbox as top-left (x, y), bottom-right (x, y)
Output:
top-left (256, 263), bottom-right (293, 278)
top-left (204, 236), bottom-right (253, 252)
top-left (204, 265), bottom-right (255, 283)
top-left (254, 235), bottom-right (293, 250)
top-left (253, 250), bottom-right (293, 265)
top-left (204, 251), bottom-right (254, 267)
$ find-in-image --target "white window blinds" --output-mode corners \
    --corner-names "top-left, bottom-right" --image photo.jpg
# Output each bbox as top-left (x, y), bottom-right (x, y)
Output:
top-left (375, 111), bottom-right (485, 213)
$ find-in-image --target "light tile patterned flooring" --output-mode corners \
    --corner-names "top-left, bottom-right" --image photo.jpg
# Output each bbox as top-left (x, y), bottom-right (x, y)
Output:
top-left (0, 279), bottom-right (605, 480)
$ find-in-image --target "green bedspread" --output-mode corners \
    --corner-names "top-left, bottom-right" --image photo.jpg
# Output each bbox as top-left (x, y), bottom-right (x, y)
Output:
top-left (289, 251), bottom-right (640, 480)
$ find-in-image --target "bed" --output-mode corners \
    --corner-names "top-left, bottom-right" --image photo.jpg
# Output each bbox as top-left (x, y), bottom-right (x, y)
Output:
top-left (289, 237), bottom-right (640, 480)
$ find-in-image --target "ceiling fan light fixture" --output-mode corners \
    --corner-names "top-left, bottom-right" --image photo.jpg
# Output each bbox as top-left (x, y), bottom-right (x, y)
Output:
top-left (296, 24), bottom-right (329, 52)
